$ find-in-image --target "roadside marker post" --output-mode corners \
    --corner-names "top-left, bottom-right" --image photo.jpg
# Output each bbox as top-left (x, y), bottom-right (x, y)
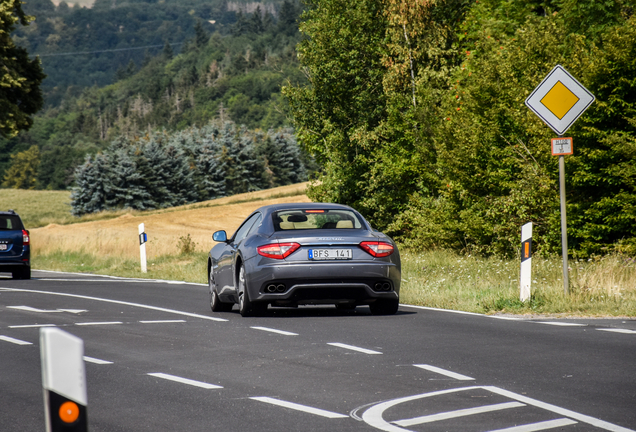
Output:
top-left (138, 223), bottom-right (147, 273)
top-left (520, 223), bottom-right (532, 302)
top-left (525, 65), bottom-right (595, 295)
top-left (40, 327), bottom-right (88, 432)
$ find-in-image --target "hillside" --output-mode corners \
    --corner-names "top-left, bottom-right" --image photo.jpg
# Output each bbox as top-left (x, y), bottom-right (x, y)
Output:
top-left (2, 0), bottom-right (304, 189)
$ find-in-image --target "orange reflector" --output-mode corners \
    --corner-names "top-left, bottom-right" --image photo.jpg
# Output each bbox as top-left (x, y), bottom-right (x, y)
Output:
top-left (524, 242), bottom-right (530, 258)
top-left (59, 401), bottom-right (80, 423)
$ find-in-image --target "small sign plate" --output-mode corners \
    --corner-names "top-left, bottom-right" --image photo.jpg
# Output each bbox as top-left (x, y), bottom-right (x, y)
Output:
top-left (308, 248), bottom-right (352, 260)
top-left (525, 65), bottom-right (595, 135)
top-left (551, 137), bottom-right (573, 156)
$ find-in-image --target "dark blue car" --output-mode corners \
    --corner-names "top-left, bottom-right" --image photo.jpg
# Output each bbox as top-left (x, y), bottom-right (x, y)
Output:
top-left (0, 210), bottom-right (31, 279)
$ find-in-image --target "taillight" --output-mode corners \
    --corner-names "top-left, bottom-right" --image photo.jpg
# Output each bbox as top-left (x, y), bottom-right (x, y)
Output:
top-left (359, 241), bottom-right (394, 257)
top-left (22, 230), bottom-right (30, 246)
top-left (257, 242), bottom-right (300, 259)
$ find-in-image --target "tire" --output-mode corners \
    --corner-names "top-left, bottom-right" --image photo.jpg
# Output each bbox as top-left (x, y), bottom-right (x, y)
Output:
top-left (209, 268), bottom-right (232, 312)
top-left (369, 298), bottom-right (399, 315)
top-left (237, 265), bottom-right (266, 317)
top-left (12, 267), bottom-right (30, 280)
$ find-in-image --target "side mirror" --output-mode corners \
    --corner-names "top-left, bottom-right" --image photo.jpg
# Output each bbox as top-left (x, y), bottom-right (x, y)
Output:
top-left (212, 230), bottom-right (227, 242)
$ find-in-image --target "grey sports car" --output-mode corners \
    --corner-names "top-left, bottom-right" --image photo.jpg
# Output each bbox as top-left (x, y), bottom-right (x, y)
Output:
top-left (207, 203), bottom-right (401, 316)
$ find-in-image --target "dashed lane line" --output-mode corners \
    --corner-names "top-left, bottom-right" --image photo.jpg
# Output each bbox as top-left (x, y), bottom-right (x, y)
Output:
top-left (394, 401), bottom-right (525, 427)
top-left (147, 373), bottom-right (223, 389)
top-left (139, 320), bottom-right (186, 324)
top-left (250, 396), bottom-right (348, 419)
top-left (597, 328), bottom-right (636, 334)
top-left (76, 321), bottom-right (123, 326)
top-left (251, 326), bottom-right (298, 336)
top-left (327, 342), bottom-right (382, 355)
top-left (0, 288), bottom-right (227, 322)
top-left (9, 323), bottom-right (56, 328)
top-left (413, 364), bottom-right (474, 381)
top-left (487, 418), bottom-right (577, 432)
top-left (535, 322), bottom-right (587, 327)
top-left (83, 356), bottom-right (113, 365)
top-left (0, 335), bottom-right (32, 345)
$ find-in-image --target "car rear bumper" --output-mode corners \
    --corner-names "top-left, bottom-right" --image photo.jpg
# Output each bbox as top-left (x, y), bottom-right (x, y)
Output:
top-left (247, 261), bottom-right (400, 305)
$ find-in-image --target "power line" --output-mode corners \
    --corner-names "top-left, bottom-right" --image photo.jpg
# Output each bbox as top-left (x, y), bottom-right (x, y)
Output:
top-left (35, 42), bottom-right (184, 57)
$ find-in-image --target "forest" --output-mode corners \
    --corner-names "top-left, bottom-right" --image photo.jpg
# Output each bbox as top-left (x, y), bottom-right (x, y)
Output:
top-left (284, 0), bottom-right (636, 257)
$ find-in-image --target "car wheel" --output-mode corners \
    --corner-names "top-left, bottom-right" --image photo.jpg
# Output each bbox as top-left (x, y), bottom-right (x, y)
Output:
top-left (237, 265), bottom-right (266, 317)
top-left (369, 298), bottom-right (399, 315)
top-left (209, 268), bottom-right (232, 312)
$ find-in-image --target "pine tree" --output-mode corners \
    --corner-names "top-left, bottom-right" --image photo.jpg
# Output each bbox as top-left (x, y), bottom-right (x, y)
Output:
top-left (70, 153), bottom-right (111, 216)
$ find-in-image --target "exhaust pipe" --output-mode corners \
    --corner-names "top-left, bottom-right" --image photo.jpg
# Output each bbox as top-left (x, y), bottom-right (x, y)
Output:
top-left (266, 284), bottom-right (277, 293)
top-left (374, 282), bottom-right (383, 291)
top-left (382, 282), bottom-right (391, 291)
top-left (276, 284), bottom-right (286, 293)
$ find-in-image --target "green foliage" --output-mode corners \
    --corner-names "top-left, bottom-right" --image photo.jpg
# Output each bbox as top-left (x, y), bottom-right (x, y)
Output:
top-left (177, 234), bottom-right (198, 255)
top-left (70, 121), bottom-right (308, 215)
top-left (287, 0), bottom-right (636, 257)
top-left (2, 145), bottom-right (40, 189)
top-left (0, 0), bottom-right (45, 138)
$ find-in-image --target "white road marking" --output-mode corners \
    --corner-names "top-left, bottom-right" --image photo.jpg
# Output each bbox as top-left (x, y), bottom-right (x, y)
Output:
top-left (76, 321), bottom-right (123, 326)
top-left (361, 386), bottom-right (635, 432)
top-left (58, 309), bottom-right (87, 314)
top-left (0, 335), bottom-right (32, 345)
top-left (251, 326), bottom-right (298, 336)
top-left (413, 364), bottom-right (475, 380)
top-left (0, 288), bottom-right (227, 322)
top-left (536, 322), bottom-right (587, 327)
top-left (327, 342), bottom-right (382, 355)
top-left (250, 396), bottom-right (348, 419)
top-left (139, 320), bottom-right (186, 324)
top-left (597, 328), bottom-right (636, 334)
top-left (9, 323), bottom-right (56, 328)
top-left (491, 316), bottom-right (522, 321)
top-left (83, 356), bottom-right (113, 365)
top-left (8, 306), bottom-right (60, 313)
top-left (395, 401), bottom-right (525, 426)
top-left (147, 373), bottom-right (222, 389)
top-left (484, 386), bottom-right (635, 432)
top-left (487, 418), bottom-right (577, 432)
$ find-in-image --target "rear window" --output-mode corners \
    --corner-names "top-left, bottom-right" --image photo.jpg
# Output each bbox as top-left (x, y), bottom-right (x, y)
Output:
top-left (0, 215), bottom-right (24, 231)
top-left (273, 209), bottom-right (363, 231)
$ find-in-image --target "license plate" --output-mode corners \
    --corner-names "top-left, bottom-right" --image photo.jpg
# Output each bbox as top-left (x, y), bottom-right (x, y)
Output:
top-left (0, 244), bottom-right (6, 251)
top-left (309, 248), bottom-right (352, 260)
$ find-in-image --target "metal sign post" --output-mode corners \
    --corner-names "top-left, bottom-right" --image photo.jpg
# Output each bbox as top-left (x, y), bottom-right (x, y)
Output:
top-left (525, 65), bottom-right (595, 295)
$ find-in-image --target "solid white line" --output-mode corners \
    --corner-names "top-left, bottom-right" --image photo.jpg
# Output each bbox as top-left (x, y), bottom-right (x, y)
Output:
top-left (83, 356), bottom-right (113, 365)
top-left (9, 323), bottom-right (56, 328)
top-left (147, 373), bottom-right (222, 389)
top-left (487, 418), bottom-right (577, 432)
top-left (251, 326), bottom-right (298, 336)
top-left (0, 288), bottom-right (227, 322)
top-left (413, 364), bottom-right (475, 380)
top-left (250, 397), bottom-right (348, 418)
top-left (0, 335), bottom-right (32, 345)
top-left (400, 304), bottom-right (483, 317)
top-left (597, 328), bottom-right (636, 334)
top-left (139, 320), bottom-right (186, 324)
top-left (34, 269), bottom-right (206, 286)
top-left (395, 401), bottom-right (525, 426)
top-left (8, 305), bottom-right (59, 313)
top-left (484, 386), bottom-right (635, 432)
top-left (76, 321), bottom-right (123, 326)
top-left (327, 342), bottom-right (382, 355)
top-left (536, 322), bottom-right (587, 327)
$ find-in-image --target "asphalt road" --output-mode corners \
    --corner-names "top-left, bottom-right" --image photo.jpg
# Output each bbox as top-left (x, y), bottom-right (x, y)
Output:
top-left (1, 270), bottom-right (635, 432)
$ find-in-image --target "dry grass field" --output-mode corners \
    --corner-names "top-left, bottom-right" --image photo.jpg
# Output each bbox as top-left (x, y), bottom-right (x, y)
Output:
top-left (31, 183), bottom-right (310, 260)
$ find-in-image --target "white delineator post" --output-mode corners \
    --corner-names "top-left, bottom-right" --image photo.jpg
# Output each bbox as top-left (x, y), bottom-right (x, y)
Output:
top-left (520, 222), bottom-right (533, 302)
top-left (138, 223), bottom-right (147, 273)
top-left (40, 328), bottom-right (88, 432)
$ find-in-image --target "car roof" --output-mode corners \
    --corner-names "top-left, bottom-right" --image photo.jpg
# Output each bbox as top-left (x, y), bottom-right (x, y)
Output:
top-left (255, 203), bottom-right (356, 215)
top-left (0, 210), bottom-right (20, 216)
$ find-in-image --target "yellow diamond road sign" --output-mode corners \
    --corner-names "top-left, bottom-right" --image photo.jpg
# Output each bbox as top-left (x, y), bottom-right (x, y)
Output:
top-left (525, 65), bottom-right (595, 135)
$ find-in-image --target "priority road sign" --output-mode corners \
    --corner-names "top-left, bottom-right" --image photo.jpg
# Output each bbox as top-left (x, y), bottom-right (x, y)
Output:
top-left (525, 65), bottom-right (595, 135)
